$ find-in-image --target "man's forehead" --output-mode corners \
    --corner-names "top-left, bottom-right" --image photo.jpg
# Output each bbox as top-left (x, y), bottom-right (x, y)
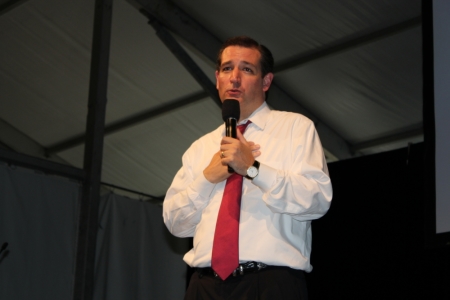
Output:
top-left (220, 46), bottom-right (261, 66)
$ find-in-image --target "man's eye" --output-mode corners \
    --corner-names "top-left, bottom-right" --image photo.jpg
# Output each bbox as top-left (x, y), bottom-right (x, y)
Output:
top-left (243, 67), bottom-right (253, 73)
top-left (222, 67), bottom-right (232, 71)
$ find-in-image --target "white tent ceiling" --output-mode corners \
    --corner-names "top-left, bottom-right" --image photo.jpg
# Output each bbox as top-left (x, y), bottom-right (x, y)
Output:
top-left (0, 0), bottom-right (423, 198)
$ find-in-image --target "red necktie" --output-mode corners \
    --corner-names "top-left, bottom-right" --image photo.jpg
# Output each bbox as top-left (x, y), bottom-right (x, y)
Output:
top-left (211, 122), bottom-right (250, 280)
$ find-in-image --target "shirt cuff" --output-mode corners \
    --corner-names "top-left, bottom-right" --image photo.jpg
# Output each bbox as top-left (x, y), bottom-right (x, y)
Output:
top-left (251, 162), bottom-right (277, 193)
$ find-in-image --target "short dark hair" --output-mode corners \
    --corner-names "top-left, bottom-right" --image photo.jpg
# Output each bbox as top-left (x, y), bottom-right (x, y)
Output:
top-left (216, 36), bottom-right (274, 78)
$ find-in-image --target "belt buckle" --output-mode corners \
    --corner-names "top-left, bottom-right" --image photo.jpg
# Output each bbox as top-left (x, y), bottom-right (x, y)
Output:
top-left (230, 261), bottom-right (267, 277)
top-left (232, 265), bottom-right (244, 276)
top-left (256, 262), bottom-right (267, 270)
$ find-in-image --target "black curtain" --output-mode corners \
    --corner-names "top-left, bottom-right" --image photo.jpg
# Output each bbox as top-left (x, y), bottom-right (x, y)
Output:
top-left (307, 143), bottom-right (450, 299)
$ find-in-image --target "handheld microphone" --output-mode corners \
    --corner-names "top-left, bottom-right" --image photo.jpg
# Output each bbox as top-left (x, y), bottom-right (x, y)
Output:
top-left (222, 99), bottom-right (240, 173)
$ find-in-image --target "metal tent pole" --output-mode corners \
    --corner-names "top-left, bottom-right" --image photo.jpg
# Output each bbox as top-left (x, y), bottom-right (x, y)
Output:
top-left (73, 0), bottom-right (113, 299)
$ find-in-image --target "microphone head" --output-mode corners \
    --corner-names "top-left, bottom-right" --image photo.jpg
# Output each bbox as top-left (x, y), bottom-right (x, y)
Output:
top-left (222, 99), bottom-right (240, 121)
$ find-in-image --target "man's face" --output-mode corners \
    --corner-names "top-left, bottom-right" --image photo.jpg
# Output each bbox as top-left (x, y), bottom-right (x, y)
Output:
top-left (215, 46), bottom-right (273, 121)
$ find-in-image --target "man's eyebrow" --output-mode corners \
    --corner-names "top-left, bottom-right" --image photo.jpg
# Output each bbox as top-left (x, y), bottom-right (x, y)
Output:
top-left (220, 60), bottom-right (257, 68)
top-left (220, 60), bottom-right (232, 67)
top-left (241, 61), bottom-right (257, 68)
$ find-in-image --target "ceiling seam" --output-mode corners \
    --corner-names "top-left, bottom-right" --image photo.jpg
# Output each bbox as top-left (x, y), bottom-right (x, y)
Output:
top-left (45, 91), bottom-right (208, 155)
top-left (275, 16), bottom-right (422, 73)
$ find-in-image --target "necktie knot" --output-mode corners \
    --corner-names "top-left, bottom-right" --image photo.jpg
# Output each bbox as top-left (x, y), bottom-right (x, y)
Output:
top-left (237, 121), bottom-right (251, 134)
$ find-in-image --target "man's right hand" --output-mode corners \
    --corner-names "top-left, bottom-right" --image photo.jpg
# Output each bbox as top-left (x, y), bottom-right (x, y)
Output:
top-left (203, 151), bottom-right (230, 183)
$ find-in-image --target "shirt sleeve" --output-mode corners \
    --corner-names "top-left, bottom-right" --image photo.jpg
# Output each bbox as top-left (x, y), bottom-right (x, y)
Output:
top-left (162, 143), bottom-right (217, 238)
top-left (251, 118), bottom-right (333, 221)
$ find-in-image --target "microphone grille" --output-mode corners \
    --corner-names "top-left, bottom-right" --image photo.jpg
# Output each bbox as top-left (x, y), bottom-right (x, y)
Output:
top-left (222, 99), bottom-right (240, 121)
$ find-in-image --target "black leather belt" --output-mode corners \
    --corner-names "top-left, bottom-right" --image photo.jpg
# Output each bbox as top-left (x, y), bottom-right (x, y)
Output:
top-left (196, 261), bottom-right (268, 278)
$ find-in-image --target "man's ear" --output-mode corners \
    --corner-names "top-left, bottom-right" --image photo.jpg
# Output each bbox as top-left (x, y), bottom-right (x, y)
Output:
top-left (262, 73), bottom-right (274, 92)
top-left (215, 70), bottom-right (219, 89)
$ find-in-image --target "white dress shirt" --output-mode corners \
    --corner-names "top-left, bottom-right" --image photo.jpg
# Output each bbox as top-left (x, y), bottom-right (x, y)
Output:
top-left (163, 102), bottom-right (332, 272)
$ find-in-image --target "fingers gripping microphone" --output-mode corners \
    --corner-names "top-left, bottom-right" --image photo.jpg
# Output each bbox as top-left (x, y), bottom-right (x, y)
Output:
top-left (222, 99), bottom-right (240, 173)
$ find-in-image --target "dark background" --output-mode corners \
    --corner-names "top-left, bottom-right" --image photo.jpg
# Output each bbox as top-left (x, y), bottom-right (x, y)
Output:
top-left (307, 142), bottom-right (450, 299)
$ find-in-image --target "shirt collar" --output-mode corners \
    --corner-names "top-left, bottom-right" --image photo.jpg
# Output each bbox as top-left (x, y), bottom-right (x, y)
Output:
top-left (238, 102), bottom-right (270, 131)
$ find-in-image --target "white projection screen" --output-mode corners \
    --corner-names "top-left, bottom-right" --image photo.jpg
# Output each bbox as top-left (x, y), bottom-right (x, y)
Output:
top-left (433, 1), bottom-right (450, 235)
top-left (424, 0), bottom-right (450, 247)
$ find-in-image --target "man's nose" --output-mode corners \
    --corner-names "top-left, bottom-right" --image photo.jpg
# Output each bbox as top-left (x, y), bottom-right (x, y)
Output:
top-left (230, 68), bottom-right (240, 84)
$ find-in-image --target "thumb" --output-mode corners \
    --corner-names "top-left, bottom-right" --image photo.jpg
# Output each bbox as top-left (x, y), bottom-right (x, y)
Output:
top-left (236, 129), bottom-right (248, 144)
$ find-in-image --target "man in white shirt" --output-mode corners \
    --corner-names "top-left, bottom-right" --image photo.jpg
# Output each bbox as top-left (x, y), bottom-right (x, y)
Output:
top-left (163, 36), bottom-right (332, 300)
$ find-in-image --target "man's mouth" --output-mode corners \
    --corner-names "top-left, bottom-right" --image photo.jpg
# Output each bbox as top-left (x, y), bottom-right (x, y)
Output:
top-left (227, 89), bottom-right (241, 96)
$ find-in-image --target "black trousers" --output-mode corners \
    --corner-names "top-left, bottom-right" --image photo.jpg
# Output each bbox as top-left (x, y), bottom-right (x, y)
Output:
top-left (184, 267), bottom-right (308, 300)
